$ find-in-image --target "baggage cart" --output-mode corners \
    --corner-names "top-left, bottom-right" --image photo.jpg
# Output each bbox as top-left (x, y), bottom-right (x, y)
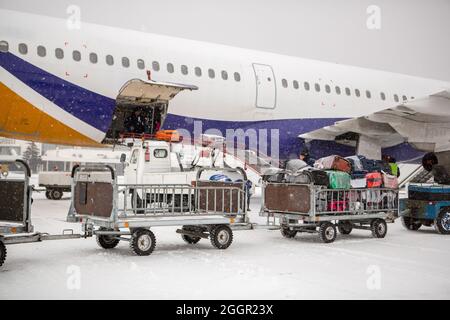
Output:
top-left (260, 181), bottom-right (399, 243)
top-left (71, 165), bottom-right (250, 256)
top-left (0, 160), bottom-right (82, 267)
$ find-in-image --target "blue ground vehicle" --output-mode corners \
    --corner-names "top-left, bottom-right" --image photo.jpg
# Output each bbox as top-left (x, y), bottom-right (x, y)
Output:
top-left (400, 184), bottom-right (450, 234)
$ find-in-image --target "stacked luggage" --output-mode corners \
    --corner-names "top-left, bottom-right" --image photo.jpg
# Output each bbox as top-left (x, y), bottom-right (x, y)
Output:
top-left (271, 154), bottom-right (399, 190)
top-left (345, 155), bottom-right (398, 189)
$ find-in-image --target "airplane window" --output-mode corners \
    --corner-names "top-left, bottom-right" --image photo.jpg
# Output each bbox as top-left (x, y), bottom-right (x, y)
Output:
top-left (208, 69), bottom-right (215, 79)
top-left (394, 94), bottom-right (399, 102)
top-left (335, 86), bottom-right (341, 95)
top-left (281, 79), bottom-right (288, 88)
top-left (137, 59), bottom-right (145, 70)
top-left (325, 85), bottom-right (331, 94)
top-left (345, 87), bottom-right (351, 96)
top-left (355, 89), bottom-right (361, 97)
top-left (380, 92), bottom-right (386, 100)
top-left (72, 50), bottom-right (81, 62)
top-left (167, 63), bottom-right (174, 73)
top-left (315, 83), bottom-right (320, 92)
top-left (402, 95), bottom-right (407, 101)
top-left (0, 41), bottom-right (8, 53)
top-left (366, 90), bottom-right (372, 99)
top-left (234, 72), bottom-right (241, 82)
top-left (152, 61), bottom-right (160, 71)
top-left (122, 57), bottom-right (130, 68)
top-left (221, 71), bottom-right (228, 80)
top-left (195, 67), bottom-right (202, 77)
top-left (37, 45), bottom-right (46, 57)
top-left (55, 48), bottom-right (64, 59)
top-left (293, 80), bottom-right (299, 89)
top-left (304, 82), bottom-right (310, 91)
top-left (90, 53), bottom-right (98, 64)
top-left (19, 43), bottom-right (28, 55)
top-left (181, 65), bottom-right (188, 75)
top-left (106, 55), bottom-right (114, 66)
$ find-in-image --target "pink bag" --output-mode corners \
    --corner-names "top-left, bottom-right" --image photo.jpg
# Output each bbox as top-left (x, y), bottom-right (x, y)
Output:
top-left (382, 173), bottom-right (398, 189)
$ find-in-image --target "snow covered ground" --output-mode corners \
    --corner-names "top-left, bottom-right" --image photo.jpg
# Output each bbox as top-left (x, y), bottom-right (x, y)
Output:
top-left (1, 189), bottom-right (449, 300)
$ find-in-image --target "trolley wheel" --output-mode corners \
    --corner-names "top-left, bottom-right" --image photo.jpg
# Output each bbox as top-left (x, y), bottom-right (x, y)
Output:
top-left (434, 208), bottom-right (450, 235)
top-left (50, 189), bottom-right (63, 200)
top-left (0, 241), bottom-right (6, 267)
top-left (401, 216), bottom-right (422, 231)
top-left (337, 221), bottom-right (353, 235)
top-left (45, 190), bottom-right (52, 200)
top-left (371, 219), bottom-right (388, 238)
top-left (130, 229), bottom-right (156, 256)
top-left (181, 227), bottom-right (201, 244)
top-left (319, 222), bottom-right (337, 243)
top-left (210, 225), bottom-right (233, 250)
top-left (96, 228), bottom-right (120, 249)
top-left (280, 226), bottom-right (297, 238)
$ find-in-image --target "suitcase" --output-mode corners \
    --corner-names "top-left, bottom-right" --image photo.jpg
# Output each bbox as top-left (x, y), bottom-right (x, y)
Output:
top-left (302, 168), bottom-right (329, 186)
top-left (382, 172), bottom-right (398, 189)
top-left (286, 172), bottom-right (311, 184)
top-left (327, 200), bottom-right (348, 212)
top-left (366, 172), bottom-right (382, 188)
top-left (314, 155), bottom-right (351, 173)
top-left (360, 157), bottom-right (392, 174)
top-left (346, 156), bottom-right (364, 172)
top-left (326, 171), bottom-right (351, 189)
top-left (432, 165), bottom-right (450, 185)
top-left (351, 178), bottom-right (366, 188)
top-left (285, 159), bottom-right (308, 173)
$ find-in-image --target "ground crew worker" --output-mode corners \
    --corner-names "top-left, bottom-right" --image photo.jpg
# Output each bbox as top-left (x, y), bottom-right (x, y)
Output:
top-left (299, 149), bottom-right (315, 167)
top-left (382, 155), bottom-right (400, 177)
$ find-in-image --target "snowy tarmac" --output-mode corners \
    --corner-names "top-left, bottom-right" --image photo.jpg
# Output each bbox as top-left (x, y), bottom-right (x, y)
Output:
top-left (1, 190), bottom-right (449, 300)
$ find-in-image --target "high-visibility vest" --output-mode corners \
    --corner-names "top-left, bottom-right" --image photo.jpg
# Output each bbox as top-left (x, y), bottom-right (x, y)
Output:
top-left (389, 163), bottom-right (399, 176)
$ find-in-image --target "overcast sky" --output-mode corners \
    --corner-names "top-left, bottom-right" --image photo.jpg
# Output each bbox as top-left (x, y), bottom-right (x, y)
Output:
top-left (1, 0), bottom-right (449, 81)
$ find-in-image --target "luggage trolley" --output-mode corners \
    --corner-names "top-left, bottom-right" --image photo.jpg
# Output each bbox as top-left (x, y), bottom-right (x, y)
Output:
top-left (71, 165), bottom-right (249, 256)
top-left (260, 181), bottom-right (399, 243)
top-left (0, 160), bottom-right (82, 267)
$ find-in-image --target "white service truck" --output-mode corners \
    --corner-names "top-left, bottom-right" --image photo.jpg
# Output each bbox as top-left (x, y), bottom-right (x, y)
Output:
top-left (38, 171), bottom-right (72, 200)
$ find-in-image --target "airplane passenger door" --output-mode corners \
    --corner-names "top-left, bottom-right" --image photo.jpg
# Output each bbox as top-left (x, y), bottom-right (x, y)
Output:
top-left (253, 64), bottom-right (276, 109)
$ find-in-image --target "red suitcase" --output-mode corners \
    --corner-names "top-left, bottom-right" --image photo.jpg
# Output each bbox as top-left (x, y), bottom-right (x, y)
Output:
top-left (327, 200), bottom-right (348, 212)
top-left (366, 172), bottom-right (382, 188)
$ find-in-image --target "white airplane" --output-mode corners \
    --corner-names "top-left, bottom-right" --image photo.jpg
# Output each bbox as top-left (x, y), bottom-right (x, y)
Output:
top-left (1, 9), bottom-right (449, 163)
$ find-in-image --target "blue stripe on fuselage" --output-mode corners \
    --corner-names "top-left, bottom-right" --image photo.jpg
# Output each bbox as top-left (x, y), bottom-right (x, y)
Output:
top-left (0, 52), bottom-right (422, 161)
top-left (0, 52), bottom-right (116, 132)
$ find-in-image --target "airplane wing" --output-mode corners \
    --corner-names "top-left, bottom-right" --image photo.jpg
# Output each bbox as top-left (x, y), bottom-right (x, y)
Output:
top-left (299, 89), bottom-right (450, 154)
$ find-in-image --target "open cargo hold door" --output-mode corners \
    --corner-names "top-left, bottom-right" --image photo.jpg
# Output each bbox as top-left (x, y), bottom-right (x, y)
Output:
top-left (103, 79), bottom-right (198, 144)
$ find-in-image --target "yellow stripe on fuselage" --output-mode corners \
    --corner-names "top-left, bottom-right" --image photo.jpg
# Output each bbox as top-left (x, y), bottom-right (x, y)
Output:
top-left (0, 82), bottom-right (101, 146)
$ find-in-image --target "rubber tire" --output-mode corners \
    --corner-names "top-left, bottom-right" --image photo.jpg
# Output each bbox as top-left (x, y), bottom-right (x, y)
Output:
top-left (401, 216), bottom-right (422, 231)
top-left (338, 221), bottom-right (353, 235)
top-left (434, 209), bottom-right (450, 235)
top-left (210, 225), bottom-right (233, 250)
top-left (319, 222), bottom-right (337, 243)
top-left (130, 229), bottom-right (156, 256)
top-left (96, 228), bottom-right (120, 249)
top-left (371, 219), bottom-right (388, 238)
top-left (51, 189), bottom-right (63, 200)
top-left (0, 242), bottom-right (6, 267)
top-left (280, 227), bottom-right (297, 238)
top-left (45, 190), bottom-right (52, 200)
